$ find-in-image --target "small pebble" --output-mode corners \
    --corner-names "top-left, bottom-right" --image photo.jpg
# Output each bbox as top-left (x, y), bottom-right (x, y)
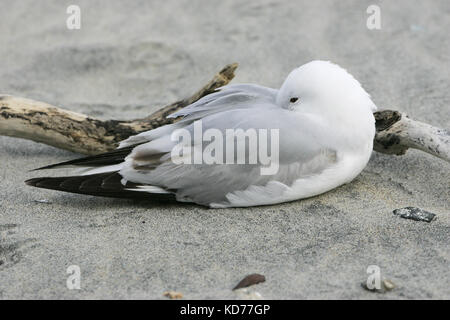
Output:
top-left (34, 199), bottom-right (52, 204)
top-left (233, 274), bottom-right (266, 290)
top-left (383, 279), bottom-right (396, 291)
top-left (393, 207), bottom-right (436, 223)
top-left (163, 291), bottom-right (183, 299)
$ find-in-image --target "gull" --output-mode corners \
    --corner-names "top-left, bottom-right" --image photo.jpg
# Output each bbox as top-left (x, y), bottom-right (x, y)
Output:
top-left (26, 61), bottom-right (377, 208)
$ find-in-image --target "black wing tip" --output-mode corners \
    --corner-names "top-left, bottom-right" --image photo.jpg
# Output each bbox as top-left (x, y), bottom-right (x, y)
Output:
top-left (24, 173), bottom-right (177, 202)
top-left (30, 163), bottom-right (60, 171)
top-left (25, 177), bottom-right (55, 188)
top-left (25, 177), bottom-right (42, 186)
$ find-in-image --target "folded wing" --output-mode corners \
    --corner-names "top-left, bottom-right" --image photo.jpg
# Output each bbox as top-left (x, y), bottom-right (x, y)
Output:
top-left (26, 83), bottom-right (337, 207)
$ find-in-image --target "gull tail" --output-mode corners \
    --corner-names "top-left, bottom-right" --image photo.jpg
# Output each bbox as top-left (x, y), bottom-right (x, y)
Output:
top-left (25, 172), bottom-right (175, 201)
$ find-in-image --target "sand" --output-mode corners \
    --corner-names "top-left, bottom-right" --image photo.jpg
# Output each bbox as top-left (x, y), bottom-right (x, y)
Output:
top-left (0, 0), bottom-right (449, 299)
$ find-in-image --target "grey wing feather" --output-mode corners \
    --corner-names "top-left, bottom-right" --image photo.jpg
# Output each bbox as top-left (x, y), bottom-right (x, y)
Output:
top-left (119, 83), bottom-right (278, 149)
top-left (169, 84), bottom-right (278, 120)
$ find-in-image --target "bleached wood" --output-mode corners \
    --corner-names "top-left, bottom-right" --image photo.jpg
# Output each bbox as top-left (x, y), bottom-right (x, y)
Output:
top-left (0, 63), bottom-right (238, 154)
top-left (373, 110), bottom-right (449, 162)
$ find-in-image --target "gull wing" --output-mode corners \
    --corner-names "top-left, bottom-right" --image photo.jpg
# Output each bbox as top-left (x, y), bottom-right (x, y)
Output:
top-left (168, 84), bottom-right (278, 120)
top-left (120, 107), bottom-right (337, 206)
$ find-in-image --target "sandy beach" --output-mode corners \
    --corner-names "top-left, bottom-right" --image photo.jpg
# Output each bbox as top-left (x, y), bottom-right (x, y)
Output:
top-left (0, 0), bottom-right (449, 299)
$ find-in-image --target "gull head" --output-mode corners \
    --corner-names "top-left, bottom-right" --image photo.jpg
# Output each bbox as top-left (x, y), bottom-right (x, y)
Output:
top-left (276, 60), bottom-right (377, 116)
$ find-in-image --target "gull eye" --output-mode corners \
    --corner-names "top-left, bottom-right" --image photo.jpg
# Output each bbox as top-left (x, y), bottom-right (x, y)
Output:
top-left (290, 97), bottom-right (299, 103)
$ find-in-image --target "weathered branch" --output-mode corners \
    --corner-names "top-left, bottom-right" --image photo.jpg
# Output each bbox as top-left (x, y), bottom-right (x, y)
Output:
top-left (0, 63), bottom-right (448, 163)
top-left (0, 63), bottom-right (238, 154)
top-left (374, 110), bottom-right (449, 162)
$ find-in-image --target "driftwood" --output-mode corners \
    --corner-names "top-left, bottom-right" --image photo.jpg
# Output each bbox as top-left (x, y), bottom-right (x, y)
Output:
top-left (373, 111), bottom-right (449, 162)
top-left (0, 63), bottom-right (449, 162)
top-left (0, 63), bottom-right (238, 155)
